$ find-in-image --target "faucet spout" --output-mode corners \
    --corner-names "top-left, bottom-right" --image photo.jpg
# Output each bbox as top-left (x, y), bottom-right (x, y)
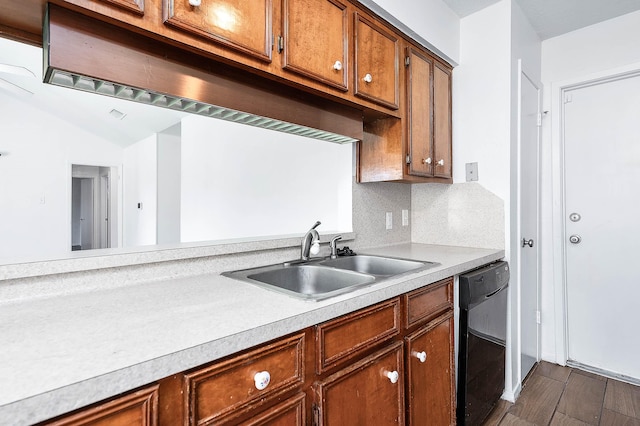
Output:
top-left (301, 221), bottom-right (321, 261)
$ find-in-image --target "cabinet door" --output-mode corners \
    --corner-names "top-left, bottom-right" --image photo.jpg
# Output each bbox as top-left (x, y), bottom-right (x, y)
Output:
top-left (433, 62), bottom-right (452, 178)
top-left (282, 0), bottom-right (348, 91)
top-left (405, 312), bottom-right (455, 425)
top-left (354, 13), bottom-right (399, 110)
top-left (315, 341), bottom-right (405, 425)
top-left (235, 392), bottom-right (306, 426)
top-left (163, 0), bottom-right (273, 62)
top-left (94, 0), bottom-right (144, 15)
top-left (406, 46), bottom-right (433, 177)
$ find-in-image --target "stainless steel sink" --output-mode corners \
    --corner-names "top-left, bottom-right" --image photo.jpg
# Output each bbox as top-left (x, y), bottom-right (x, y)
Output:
top-left (320, 255), bottom-right (433, 276)
top-left (223, 255), bottom-right (439, 301)
top-left (225, 264), bottom-right (375, 301)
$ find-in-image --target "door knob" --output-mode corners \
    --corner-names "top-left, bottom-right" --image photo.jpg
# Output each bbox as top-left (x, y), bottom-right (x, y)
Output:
top-left (569, 235), bottom-right (581, 244)
top-left (522, 238), bottom-right (534, 248)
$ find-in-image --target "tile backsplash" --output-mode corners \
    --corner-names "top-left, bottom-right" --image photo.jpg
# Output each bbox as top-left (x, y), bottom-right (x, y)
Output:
top-left (411, 182), bottom-right (505, 249)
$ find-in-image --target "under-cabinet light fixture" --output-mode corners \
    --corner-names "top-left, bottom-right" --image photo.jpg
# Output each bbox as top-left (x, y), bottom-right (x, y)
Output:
top-left (45, 69), bottom-right (359, 144)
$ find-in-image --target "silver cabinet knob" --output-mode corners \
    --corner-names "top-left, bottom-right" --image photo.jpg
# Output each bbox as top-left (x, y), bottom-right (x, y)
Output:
top-left (188, 0), bottom-right (201, 6)
top-left (333, 61), bottom-right (343, 71)
top-left (413, 351), bottom-right (427, 363)
top-left (522, 238), bottom-right (534, 248)
top-left (569, 235), bottom-right (581, 244)
top-left (363, 73), bottom-right (373, 83)
top-left (385, 370), bottom-right (399, 384)
top-left (422, 158), bottom-right (432, 165)
top-left (436, 159), bottom-right (445, 166)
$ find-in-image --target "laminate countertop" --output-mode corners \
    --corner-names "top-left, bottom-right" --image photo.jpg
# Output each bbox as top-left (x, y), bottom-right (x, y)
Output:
top-left (0, 243), bottom-right (503, 425)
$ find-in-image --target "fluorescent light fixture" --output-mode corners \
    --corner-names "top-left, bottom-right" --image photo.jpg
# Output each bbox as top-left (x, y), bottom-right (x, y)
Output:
top-left (46, 69), bottom-right (359, 144)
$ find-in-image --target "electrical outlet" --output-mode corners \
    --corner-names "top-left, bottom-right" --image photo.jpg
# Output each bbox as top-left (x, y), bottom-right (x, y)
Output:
top-left (402, 209), bottom-right (409, 226)
top-left (385, 212), bottom-right (393, 230)
top-left (465, 162), bottom-right (479, 182)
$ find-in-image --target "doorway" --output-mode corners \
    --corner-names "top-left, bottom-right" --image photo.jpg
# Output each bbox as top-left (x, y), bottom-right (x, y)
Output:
top-left (71, 165), bottom-right (112, 251)
top-left (562, 71), bottom-right (640, 382)
top-left (518, 63), bottom-right (541, 382)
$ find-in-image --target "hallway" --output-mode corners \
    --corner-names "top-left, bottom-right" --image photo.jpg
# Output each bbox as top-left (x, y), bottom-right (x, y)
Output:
top-left (483, 362), bottom-right (640, 425)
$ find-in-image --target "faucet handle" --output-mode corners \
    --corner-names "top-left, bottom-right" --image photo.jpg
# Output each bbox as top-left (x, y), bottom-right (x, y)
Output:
top-left (329, 235), bottom-right (342, 259)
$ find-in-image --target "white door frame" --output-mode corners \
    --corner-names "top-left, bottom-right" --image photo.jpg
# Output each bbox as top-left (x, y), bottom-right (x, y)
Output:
top-left (516, 60), bottom-right (542, 382)
top-left (551, 62), bottom-right (640, 366)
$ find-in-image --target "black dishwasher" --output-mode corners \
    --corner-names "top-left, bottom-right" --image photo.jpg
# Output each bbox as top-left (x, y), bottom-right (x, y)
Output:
top-left (457, 261), bottom-right (510, 425)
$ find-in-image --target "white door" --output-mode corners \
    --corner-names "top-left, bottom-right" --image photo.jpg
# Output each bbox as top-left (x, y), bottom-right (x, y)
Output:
top-left (519, 67), bottom-right (541, 380)
top-left (564, 72), bottom-right (640, 380)
top-left (79, 177), bottom-right (94, 250)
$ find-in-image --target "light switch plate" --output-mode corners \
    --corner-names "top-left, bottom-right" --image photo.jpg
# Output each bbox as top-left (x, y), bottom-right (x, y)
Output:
top-left (466, 162), bottom-right (478, 182)
top-left (402, 209), bottom-right (409, 226)
top-left (386, 212), bottom-right (393, 230)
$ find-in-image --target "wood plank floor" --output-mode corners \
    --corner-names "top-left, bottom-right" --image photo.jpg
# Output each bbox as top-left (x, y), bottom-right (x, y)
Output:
top-left (482, 362), bottom-right (640, 426)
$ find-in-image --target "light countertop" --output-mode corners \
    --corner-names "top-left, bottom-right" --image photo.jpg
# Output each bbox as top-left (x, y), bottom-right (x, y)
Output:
top-left (0, 243), bottom-right (503, 425)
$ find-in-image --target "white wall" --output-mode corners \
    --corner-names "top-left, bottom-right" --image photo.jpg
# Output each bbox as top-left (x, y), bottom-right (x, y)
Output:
top-left (180, 115), bottom-right (353, 242)
top-left (370, 0), bottom-right (460, 63)
top-left (157, 124), bottom-right (181, 245)
top-left (123, 135), bottom-right (158, 247)
top-left (0, 95), bottom-right (123, 261)
top-left (539, 10), bottom-right (640, 363)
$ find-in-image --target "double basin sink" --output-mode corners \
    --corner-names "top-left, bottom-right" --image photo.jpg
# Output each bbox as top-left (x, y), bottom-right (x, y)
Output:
top-left (223, 255), bottom-right (439, 301)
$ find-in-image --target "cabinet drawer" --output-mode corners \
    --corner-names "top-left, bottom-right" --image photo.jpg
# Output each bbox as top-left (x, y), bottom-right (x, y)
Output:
top-left (41, 385), bottom-right (158, 426)
top-left (184, 332), bottom-right (305, 425)
top-left (405, 277), bottom-right (453, 329)
top-left (316, 298), bottom-right (400, 374)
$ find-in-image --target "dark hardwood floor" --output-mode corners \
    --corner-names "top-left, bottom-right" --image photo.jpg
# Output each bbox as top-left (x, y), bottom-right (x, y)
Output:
top-left (482, 361), bottom-right (640, 425)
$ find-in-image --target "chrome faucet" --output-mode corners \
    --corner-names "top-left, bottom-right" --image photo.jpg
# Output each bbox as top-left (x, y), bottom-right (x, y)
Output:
top-left (300, 221), bottom-right (321, 261)
top-left (329, 235), bottom-right (342, 259)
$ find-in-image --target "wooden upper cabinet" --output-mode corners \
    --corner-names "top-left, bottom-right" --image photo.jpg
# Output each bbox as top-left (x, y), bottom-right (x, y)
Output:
top-left (406, 46), bottom-right (433, 177)
top-left (354, 12), bottom-right (399, 110)
top-left (282, 0), bottom-right (349, 91)
top-left (163, 0), bottom-right (273, 62)
top-left (99, 0), bottom-right (145, 15)
top-left (433, 61), bottom-right (452, 179)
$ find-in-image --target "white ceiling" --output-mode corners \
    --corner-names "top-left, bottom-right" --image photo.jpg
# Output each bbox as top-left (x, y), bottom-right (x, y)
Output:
top-left (0, 37), bottom-right (186, 148)
top-left (442, 0), bottom-right (640, 40)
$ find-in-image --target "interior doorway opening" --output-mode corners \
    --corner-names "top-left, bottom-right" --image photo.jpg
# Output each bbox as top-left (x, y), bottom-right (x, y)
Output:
top-left (71, 164), bottom-right (115, 251)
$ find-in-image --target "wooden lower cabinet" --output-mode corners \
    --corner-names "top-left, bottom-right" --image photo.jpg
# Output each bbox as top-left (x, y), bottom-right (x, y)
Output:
top-left (405, 311), bottom-right (455, 425)
top-left (315, 341), bottom-right (405, 425)
top-left (236, 392), bottom-right (306, 426)
top-left (40, 385), bottom-right (158, 426)
top-left (37, 279), bottom-right (454, 426)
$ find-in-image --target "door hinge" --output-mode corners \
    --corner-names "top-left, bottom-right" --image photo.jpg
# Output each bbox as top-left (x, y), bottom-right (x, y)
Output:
top-left (312, 404), bottom-right (320, 426)
top-left (536, 310), bottom-right (541, 324)
top-left (406, 154), bottom-right (411, 164)
top-left (405, 56), bottom-right (410, 67)
top-left (536, 113), bottom-right (542, 126)
top-left (276, 35), bottom-right (284, 53)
